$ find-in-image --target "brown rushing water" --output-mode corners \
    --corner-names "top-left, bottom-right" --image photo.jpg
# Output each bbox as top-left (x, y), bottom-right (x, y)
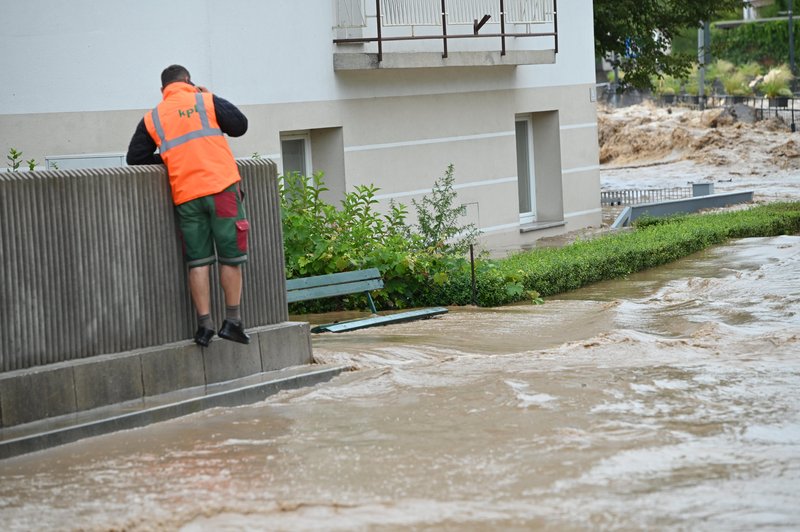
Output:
top-left (0, 236), bottom-right (798, 531)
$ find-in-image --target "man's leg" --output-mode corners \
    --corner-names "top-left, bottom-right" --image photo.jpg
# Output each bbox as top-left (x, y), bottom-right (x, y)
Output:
top-left (219, 264), bottom-right (242, 308)
top-left (188, 265), bottom-right (216, 346)
top-left (212, 184), bottom-right (250, 344)
top-left (189, 265), bottom-right (212, 315)
top-left (176, 197), bottom-right (217, 347)
top-left (217, 263), bottom-right (249, 344)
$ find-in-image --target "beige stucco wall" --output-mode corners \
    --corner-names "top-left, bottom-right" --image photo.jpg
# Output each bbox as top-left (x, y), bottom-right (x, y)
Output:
top-left (0, 82), bottom-right (599, 254)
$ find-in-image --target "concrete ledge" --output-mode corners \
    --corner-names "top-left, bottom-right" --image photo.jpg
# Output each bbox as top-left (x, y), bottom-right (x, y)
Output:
top-left (612, 191), bottom-right (756, 228)
top-left (334, 49), bottom-right (555, 70)
top-left (74, 353), bottom-right (144, 411)
top-left (519, 220), bottom-right (566, 233)
top-left (260, 322), bottom-right (314, 371)
top-left (203, 334), bottom-right (263, 384)
top-left (0, 363), bottom-right (351, 460)
top-left (0, 365), bottom-right (77, 426)
top-left (141, 343), bottom-right (205, 396)
top-left (0, 321), bottom-right (313, 428)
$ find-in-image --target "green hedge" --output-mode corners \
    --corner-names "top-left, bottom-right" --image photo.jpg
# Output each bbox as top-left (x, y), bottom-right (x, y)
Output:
top-left (430, 202), bottom-right (800, 307)
top-left (288, 201), bottom-right (800, 313)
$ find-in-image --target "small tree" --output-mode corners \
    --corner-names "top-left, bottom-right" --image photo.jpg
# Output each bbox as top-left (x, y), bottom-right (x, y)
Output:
top-left (412, 163), bottom-right (479, 254)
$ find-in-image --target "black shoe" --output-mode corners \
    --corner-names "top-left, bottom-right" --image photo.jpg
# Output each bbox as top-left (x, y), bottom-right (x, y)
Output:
top-left (194, 326), bottom-right (215, 347)
top-left (218, 319), bottom-right (250, 344)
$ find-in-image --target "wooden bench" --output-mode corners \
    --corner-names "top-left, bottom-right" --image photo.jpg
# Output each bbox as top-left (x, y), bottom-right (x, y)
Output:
top-left (286, 268), bottom-right (448, 333)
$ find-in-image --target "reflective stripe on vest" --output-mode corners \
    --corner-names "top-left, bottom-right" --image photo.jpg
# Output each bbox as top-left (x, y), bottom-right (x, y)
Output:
top-left (150, 93), bottom-right (223, 153)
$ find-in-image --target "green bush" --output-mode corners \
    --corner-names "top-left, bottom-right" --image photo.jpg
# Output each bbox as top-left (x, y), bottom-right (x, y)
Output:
top-left (280, 166), bottom-right (483, 312)
top-left (758, 65), bottom-right (794, 98)
top-left (425, 202), bottom-right (800, 308)
top-left (722, 70), bottom-right (753, 96)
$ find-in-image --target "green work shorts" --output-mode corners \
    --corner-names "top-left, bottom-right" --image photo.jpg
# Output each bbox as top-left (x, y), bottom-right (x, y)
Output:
top-left (175, 183), bottom-right (249, 268)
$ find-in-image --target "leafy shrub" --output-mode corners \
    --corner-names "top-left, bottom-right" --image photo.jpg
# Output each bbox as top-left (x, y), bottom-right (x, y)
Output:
top-left (722, 70), bottom-right (753, 96)
top-left (412, 163), bottom-right (479, 254)
top-left (706, 59), bottom-right (735, 85)
top-left (683, 65), bottom-right (711, 96)
top-left (280, 166), bottom-right (483, 312)
top-left (757, 65), bottom-right (794, 98)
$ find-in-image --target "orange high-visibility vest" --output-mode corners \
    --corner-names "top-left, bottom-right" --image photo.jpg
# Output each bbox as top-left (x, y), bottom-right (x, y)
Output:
top-left (143, 82), bottom-right (240, 205)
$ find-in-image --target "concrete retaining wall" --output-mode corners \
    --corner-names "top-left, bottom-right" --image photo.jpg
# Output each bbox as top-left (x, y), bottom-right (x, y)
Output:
top-left (0, 159), bottom-right (318, 429)
top-left (611, 191), bottom-right (756, 228)
top-left (0, 159), bottom-right (288, 372)
top-left (0, 322), bottom-right (312, 428)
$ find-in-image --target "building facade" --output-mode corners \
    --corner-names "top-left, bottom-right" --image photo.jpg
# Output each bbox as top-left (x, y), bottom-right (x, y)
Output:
top-left (0, 0), bottom-right (600, 254)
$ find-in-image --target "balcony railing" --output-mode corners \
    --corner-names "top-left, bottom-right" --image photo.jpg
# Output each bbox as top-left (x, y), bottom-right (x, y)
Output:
top-left (334, 0), bottom-right (557, 62)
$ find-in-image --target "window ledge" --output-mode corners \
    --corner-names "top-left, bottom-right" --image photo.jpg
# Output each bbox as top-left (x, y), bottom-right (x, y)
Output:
top-left (334, 50), bottom-right (555, 71)
top-left (519, 220), bottom-right (565, 233)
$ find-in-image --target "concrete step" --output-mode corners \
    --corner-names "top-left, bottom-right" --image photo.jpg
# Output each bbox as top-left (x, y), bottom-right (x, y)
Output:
top-left (0, 363), bottom-right (350, 460)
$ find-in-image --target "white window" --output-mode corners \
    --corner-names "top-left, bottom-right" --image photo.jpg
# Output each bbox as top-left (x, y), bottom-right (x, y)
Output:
top-left (515, 117), bottom-right (536, 224)
top-left (46, 153), bottom-right (126, 170)
top-left (280, 132), bottom-right (312, 177)
top-left (515, 111), bottom-right (563, 225)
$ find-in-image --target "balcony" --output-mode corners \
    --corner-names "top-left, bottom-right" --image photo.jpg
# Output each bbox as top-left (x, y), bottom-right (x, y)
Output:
top-left (333, 0), bottom-right (558, 70)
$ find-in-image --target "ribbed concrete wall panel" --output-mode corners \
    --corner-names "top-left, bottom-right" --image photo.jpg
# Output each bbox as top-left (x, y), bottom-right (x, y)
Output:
top-left (0, 160), bottom-right (287, 372)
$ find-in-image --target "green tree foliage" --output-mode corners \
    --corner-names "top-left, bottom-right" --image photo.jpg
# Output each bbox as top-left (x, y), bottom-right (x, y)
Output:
top-left (713, 19), bottom-right (800, 68)
top-left (758, 0), bottom-right (800, 19)
top-left (595, 0), bottom-right (743, 89)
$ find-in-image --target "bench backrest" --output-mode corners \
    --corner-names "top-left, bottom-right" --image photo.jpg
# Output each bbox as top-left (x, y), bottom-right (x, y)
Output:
top-left (286, 268), bottom-right (384, 303)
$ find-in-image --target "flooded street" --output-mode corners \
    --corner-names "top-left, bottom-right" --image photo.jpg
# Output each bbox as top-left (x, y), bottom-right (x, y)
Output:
top-left (598, 102), bottom-right (800, 204)
top-left (1, 236), bottom-right (799, 530)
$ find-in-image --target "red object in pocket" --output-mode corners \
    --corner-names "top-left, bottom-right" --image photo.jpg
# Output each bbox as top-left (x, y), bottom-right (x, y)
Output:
top-left (214, 190), bottom-right (238, 218)
top-left (235, 219), bottom-right (249, 252)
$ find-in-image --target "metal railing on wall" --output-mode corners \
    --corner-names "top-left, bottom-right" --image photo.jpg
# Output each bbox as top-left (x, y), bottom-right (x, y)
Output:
top-left (0, 160), bottom-right (288, 373)
top-left (601, 187), bottom-right (693, 206)
top-left (334, 0), bottom-right (557, 61)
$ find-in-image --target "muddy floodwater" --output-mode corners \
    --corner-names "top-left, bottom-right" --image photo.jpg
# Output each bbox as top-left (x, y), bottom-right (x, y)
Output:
top-left (1, 236), bottom-right (799, 531)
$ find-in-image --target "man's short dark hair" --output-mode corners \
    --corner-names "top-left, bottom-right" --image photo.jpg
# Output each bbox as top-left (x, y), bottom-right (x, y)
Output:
top-left (161, 65), bottom-right (191, 88)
